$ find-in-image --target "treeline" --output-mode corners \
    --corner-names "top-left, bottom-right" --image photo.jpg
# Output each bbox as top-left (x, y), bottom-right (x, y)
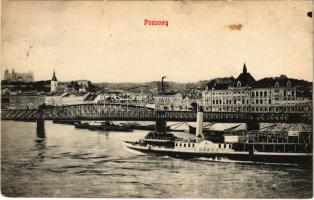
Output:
top-left (1, 80), bottom-right (51, 93)
top-left (1, 80), bottom-right (51, 86)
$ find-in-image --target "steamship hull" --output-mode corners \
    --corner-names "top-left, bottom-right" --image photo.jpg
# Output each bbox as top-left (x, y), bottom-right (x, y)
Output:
top-left (123, 141), bottom-right (313, 165)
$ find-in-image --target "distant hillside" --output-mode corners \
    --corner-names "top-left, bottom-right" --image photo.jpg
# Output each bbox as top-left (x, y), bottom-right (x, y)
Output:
top-left (71, 76), bottom-right (312, 93)
top-left (92, 81), bottom-right (210, 93)
top-left (2, 76), bottom-right (311, 94)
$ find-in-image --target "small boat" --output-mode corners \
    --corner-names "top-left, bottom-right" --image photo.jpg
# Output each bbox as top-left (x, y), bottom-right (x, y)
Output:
top-left (128, 122), bottom-right (185, 132)
top-left (128, 122), bottom-right (156, 131)
top-left (88, 121), bottom-right (133, 132)
top-left (53, 120), bottom-right (77, 125)
top-left (74, 121), bottom-right (89, 129)
top-left (88, 121), bottom-right (105, 130)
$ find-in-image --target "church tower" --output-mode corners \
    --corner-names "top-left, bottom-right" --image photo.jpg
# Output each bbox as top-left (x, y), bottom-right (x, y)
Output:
top-left (51, 70), bottom-right (58, 92)
top-left (243, 63), bottom-right (247, 74)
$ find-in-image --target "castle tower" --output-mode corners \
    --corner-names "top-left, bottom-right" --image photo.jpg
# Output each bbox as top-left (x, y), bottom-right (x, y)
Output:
top-left (51, 70), bottom-right (58, 92)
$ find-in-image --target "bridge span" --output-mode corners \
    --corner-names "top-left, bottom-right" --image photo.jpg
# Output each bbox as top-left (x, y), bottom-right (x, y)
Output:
top-left (1, 103), bottom-right (312, 124)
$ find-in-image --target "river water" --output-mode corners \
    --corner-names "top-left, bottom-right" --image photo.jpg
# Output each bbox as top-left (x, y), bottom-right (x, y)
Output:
top-left (1, 121), bottom-right (312, 198)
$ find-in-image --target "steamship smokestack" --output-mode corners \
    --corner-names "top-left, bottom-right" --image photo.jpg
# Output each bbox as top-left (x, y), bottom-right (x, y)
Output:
top-left (195, 107), bottom-right (204, 142)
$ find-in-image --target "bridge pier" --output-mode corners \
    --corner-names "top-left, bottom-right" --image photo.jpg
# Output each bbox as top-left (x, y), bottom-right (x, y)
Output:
top-left (246, 121), bottom-right (260, 131)
top-left (155, 120), bottom-right (167, 133)
top-left (36, 109), bottom-right (45, 139)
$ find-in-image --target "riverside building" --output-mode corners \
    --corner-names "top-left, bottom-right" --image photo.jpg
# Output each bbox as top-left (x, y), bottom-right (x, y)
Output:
top-left (202, 64), bottom-right (312, 113)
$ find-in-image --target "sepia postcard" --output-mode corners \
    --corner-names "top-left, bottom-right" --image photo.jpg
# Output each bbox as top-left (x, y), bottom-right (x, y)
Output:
top-left (1, 0), bottom-right (313, 198)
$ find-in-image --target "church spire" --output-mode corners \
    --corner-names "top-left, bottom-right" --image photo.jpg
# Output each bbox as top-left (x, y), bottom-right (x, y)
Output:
top-left (243, 63), bottom-right (247, 74)
top-left (51, 69), bottom-right (59, 92)
top-left (52, 70), bottom-right (58, 81)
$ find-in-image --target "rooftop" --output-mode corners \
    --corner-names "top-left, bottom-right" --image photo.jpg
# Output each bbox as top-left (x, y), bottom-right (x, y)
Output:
top-left (206, 64), bottom-right (312, 90)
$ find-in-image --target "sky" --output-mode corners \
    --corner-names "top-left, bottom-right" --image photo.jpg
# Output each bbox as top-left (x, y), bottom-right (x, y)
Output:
top-left (1, 0), bottom-right (313, 83)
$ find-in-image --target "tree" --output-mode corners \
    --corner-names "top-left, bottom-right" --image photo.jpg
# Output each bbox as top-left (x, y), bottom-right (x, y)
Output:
top-left (191, 102), bottom-right (198, 111)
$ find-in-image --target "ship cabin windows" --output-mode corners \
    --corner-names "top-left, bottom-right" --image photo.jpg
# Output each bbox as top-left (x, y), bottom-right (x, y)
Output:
top-left (218, 143), bottom-right (232, 149)
top-left (198, 142), bottom-right (233, 152)
top-left (175, 142), bottom-right (195, 148)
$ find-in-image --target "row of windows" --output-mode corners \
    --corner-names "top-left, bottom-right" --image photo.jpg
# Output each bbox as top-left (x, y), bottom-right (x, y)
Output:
top-left (211, 91), bottom-right (250, 96)
top-left (206, 97), bottom-right (299, 106)
top-left (218, 144), bottom-right (232, 148)
top-left (210, 107), bottom-right (250, 112)
top-left (206, 105), bottom-right (310, 112)
top-left (208, 89), bottom-right (296, 98)
top-left (251, 91), bottom-right (269, 97)
top-left (211, 99), bottom-right (270, 105)
top-left (199, 144), bottom-right (233, 152)
top-left (175, 143), bottom-right (195, 148)
top-left (251, 99), bottom-right (271, 104)
top-left (175, 143), bottom-right (233, 149)
top-left (211, 91), bottom-right (270, 97)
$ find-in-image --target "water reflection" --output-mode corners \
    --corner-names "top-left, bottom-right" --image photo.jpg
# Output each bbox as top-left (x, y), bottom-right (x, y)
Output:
top-left (36, 120), bottom-right (46, 139)
top-left (34, 138), bottom-right (46, 161)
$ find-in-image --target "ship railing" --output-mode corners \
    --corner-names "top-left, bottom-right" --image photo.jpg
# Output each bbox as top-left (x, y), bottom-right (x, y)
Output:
top-left (246, 131), bottom-right (312, 144)
top-left (235, 143), bottom-right (313, 153)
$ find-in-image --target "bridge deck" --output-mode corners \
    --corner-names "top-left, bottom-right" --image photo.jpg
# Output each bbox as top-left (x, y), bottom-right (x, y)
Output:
top-left (1, 104), bottom-right (312, 123)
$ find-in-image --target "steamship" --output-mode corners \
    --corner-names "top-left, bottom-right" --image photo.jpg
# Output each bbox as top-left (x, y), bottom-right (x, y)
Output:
top-left (123, 112), bottom-right (313, 164)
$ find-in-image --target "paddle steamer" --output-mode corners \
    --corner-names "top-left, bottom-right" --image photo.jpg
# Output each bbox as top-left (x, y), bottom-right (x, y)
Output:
top-left (123, 112), bottom-right (312, 164)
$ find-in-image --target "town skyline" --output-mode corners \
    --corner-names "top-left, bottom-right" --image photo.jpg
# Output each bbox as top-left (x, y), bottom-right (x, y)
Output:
top-left (2, 63), bottom-right (313, 84)
top-left (2, 1), bottom-right (313, 83)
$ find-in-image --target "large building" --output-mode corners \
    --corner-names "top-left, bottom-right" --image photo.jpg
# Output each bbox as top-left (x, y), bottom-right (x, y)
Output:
top-left (3, 69), bottom-right (34, 82)
top-left (155, 92), bottom-right (203, 111)
top-left (1, 94), bottom-right (45, 109)
top-left (202, 64), bottom-right (312, 113)
top-left (44, 92), bottom-right (96, 106)
top-left (155, 92), bottom-right (184, 110)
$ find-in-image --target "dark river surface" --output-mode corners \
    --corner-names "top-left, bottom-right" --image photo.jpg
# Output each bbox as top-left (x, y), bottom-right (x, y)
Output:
top-left (1, 121), bottom-right (312, 198)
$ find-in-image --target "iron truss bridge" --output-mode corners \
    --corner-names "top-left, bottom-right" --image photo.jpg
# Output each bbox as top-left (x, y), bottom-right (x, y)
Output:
top-left (1, 103), bottom-right (312, 124)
